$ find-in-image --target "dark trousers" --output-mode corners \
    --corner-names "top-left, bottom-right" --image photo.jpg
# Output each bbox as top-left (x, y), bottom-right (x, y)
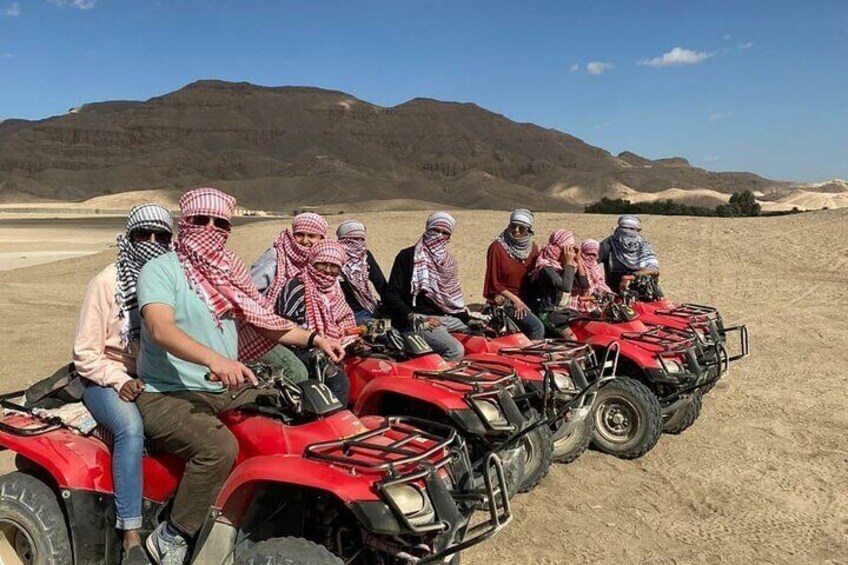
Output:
top-left (135, 388), bottom-right (263, 537)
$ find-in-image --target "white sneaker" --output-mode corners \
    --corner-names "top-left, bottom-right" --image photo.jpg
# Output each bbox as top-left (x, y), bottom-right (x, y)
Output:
top-left (145, 522), bottom-right (188, 565)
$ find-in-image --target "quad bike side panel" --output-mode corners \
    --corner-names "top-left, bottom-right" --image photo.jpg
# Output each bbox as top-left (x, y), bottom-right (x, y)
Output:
top-left (215, 454), bottom-right (383, 524)
top-left (0, 414), bottom-right (181, 502)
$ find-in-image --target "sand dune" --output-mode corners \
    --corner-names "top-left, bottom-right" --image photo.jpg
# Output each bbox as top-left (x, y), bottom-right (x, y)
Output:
top-left (0, 209), bottom-right (846, 564)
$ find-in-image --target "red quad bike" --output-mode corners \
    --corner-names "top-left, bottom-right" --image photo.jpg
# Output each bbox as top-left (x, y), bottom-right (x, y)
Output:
top-left (0, 365), bottom-right (512, 565)
top-left (569, 292), bottom-right (725, 456)
top-left (450, 305), bottom-right (615, 465)
top-left (619, 274), bottom-right (750, 392)
top-left (342, 319), bottom-right (554, 496)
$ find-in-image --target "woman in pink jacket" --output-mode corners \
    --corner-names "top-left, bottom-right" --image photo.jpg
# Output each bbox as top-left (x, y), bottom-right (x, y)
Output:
top-left (73, 204), bottom-right (173, 565)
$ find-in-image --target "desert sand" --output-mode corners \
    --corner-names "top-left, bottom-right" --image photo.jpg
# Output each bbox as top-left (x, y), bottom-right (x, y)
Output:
top-left (0, 209), bottom-right (846, 564)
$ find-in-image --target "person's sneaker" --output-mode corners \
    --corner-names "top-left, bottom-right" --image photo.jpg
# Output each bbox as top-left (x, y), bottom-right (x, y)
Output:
top-left (121, 544), bottom-right (152, 565)
top-left (145, 522), bottom-right (188, 565)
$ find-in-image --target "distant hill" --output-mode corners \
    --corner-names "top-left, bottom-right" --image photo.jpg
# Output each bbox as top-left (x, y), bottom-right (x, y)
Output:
top-left (0, 80), bottom-right (842, 212)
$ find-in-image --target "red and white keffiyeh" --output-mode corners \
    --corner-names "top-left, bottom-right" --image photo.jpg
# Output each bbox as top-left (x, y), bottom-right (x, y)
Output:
top-left (264, 212), bottom-right (329, 304)
top-left (411, 212), bottom-right (465, 314)
top-left (569, 239), bottom-right (612, 310)
top-left (530, 229), bottom-right (574, 280)
top-left (302, 241), bottom-right (356, 340)
top-left (337, 220), bottom-right (379, 314)
top-left (175, 188), bottom-right (294, 361)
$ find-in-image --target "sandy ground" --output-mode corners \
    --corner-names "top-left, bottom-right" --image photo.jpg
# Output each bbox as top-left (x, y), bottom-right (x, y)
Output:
top-left (0, 210), bottom-right (846, 564)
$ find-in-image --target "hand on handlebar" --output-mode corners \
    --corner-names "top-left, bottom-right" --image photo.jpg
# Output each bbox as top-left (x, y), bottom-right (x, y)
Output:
top-left (207, 355), bottom-right (258, 389)
top-left (315, 335), bottom-right (345, 363)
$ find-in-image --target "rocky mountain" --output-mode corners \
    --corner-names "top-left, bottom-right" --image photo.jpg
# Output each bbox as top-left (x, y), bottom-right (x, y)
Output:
top-left (0, 80), bottom-right (834, 212)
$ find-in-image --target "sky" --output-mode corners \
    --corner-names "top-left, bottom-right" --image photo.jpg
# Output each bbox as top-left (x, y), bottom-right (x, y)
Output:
top-left (1, 0), bottom-right (846, 182)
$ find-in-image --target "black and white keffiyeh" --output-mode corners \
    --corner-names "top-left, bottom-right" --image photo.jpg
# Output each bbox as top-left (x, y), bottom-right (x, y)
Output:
top-left (610, 227), bottom-right (659, 271)
top-left (115, 204), bottom-right (174, 346)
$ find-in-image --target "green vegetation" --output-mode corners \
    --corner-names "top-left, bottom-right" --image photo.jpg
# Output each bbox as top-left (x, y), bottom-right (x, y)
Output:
top-left (584, 190), bottom-right (799, 218)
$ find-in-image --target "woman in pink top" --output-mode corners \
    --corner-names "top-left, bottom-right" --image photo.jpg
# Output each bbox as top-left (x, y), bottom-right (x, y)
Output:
top-left (569, 239), bottom-right (613, 311)
top-left (73, 203), bottom-right (173, 565)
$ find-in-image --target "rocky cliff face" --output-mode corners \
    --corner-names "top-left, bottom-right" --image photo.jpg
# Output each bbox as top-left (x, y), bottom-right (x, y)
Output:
top-left (0, 80), bottom-right (790, 211)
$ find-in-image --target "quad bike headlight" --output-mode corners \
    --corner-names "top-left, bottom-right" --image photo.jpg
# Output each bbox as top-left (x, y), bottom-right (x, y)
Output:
top-left (472, 399), bottom-right (508, 428)
top-left (384, 484), bottom-right (436, 527)
top-left (551, 371), bottom-right (575, 392)
top-left (664, 360), bottom-right (684, 374)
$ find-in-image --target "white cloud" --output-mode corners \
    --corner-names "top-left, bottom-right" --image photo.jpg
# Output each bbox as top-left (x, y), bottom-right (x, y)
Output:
top-left (722, 33), bottom-right (732, 40)
top-left (586, 61), bottom-right (614, 75)
top-left (701, 156), bottom-right (722, 164)
top-left (709, 112), bottom-right (732, 122)
top-left (569, 63), bottom-right (580, 72)
top-left (47, 0), bottom-right (97, 9)
top-left (739, 41), bottom-right (754, 50)
top-left (637, 47), bottom-right (715, 68)
top-left (1, 52), bottom-right (13, 58)
top-left (594, 122), bottom-right (611, 130)
top-left (3, 2), bottom-right (21, 17)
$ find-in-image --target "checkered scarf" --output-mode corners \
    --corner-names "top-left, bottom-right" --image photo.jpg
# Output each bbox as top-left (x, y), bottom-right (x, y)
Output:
top-left (115, 236), bottom-right (171, 346)
top-left (264, 213), bottom-right (328, 304)
top-left (610, 227), bottom-right (659, 271)
top-left (569, 239), bottom-right (611, 310)
top-left (115, 204), bottom-right (173, 346)
top-left (496, 229), bottom-right (534, 261)
top-left (302, 241), bottom-right (356, 340)
top-left (411, 223), bottom-right (465, 314)
top-left (530, 229), bottom-right (574, 280)
top-left (175, 188), bottom-right (294, 361)
top-left (337, 221), bottom-right (379, 314)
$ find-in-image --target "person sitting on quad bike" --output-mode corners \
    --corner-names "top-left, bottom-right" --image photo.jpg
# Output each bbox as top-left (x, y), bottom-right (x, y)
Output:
top-left (569, 239), bottom-right (613, 312)
top-left (136, 188), bottom-right (344, 564)
top-left (268, 240), bottom-right (356, 404)
top-left (525, 229), bottom-right (588, 339)
top-left (72, 203), bottom-right (173, 565)
top-left (383, 211), bottom-right (471, 361)
top-left (598, 215), bottom-right (663, 296)
top-left (247, 211), bottom-right (330, 382)
top-left (336, 220), bottom-right (388, 325)
top-left (482, 209), bottom-right (545, 340)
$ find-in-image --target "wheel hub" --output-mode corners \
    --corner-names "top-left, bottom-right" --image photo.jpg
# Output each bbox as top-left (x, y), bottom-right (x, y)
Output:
top-left (0, 521), bottom-right (35, 565)
top-left (595, 396), bottom-right (641, 445)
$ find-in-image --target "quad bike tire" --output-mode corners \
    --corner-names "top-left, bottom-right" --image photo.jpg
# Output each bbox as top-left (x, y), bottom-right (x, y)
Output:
top-left (0, 471), bottom-right (72, 565)
top-left (662, 391), bottom-right (703, 434)
top-left (237, 536), bottom-right (344, 565)
top-left (495, 444), bottom-right (526, 500)
top-left (551, 414), bottom-right (593, 464)
top-left (591, 378), bottom-right (663, 460)
top-left (517, 413), bottom-right (554, 493)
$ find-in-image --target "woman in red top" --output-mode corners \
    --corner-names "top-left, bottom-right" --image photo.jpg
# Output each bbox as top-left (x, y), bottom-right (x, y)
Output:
top-left (482, 209), bottom-right (545, 340)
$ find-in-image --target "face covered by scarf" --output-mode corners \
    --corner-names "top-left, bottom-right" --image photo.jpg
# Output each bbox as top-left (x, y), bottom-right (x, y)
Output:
top-left (336, 220), bottom-right (379, 314)
top-left (411, 212), bottom-right (465, 314)
top-left (610, 224), bottom-right (659, 271)
top-left (265, 212), bottom-right (329, 304)
top-left (116, 203), bottom-right (174, 346)
top-left (530, 229), bottom-right (574, 280)
top-left (302, 240), bottom-right (356, 340)
top-left (496, 208), bottom-right (535, 262)
top-left (568, 239), bottom-right (612, 311)
top-left (174, 188), bottom-right (294, 361)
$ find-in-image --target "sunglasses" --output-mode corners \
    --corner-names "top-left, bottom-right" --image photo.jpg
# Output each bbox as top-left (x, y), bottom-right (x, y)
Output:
top-left (583, 253), bottom-right (598, 258)
top-left (509, 223), bottom-right (530, 235)
top-left (189, 215), bottom-right (232, 231)
top-left (315, 263), bottom-right (341, 275)
top-left (131, 229), bottom-right (172, 244)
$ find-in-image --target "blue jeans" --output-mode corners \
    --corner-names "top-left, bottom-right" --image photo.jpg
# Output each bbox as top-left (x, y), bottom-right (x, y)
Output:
top-left (354, 308), bottom-right (375, 325)
top-left (511, 311), bottom-right (545, 340)
top-left (83, 383), bottom-right (144, 530)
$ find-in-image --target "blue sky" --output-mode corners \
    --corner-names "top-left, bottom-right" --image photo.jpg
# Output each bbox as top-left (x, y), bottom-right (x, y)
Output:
top-left (1, 0), bottom-right (846, 182)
